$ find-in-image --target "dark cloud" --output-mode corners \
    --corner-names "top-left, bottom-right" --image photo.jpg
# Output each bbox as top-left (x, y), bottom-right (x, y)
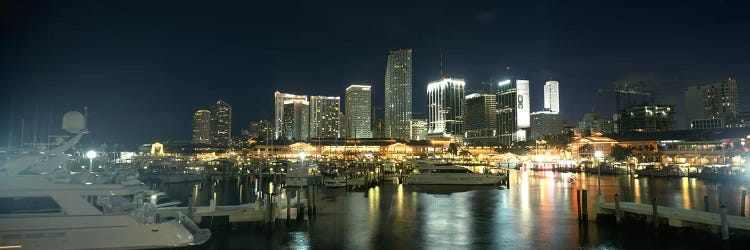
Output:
top-left (474, 11), bottom-right (496, 23)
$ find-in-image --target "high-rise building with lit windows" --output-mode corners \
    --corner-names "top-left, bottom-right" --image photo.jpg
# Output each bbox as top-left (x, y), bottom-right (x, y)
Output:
top-left (249, 120), bottom-right (272, 140)
top-left (345, 85), bottom-right (372, 138)
top-left (310, 96), bottom-right (341, 138)
top-left (274, 92), bottom-right (308, 139)
top-left (209, 99), bottom-right (232, 146)
top-left (384, 49), bottom-right (413, 140)
top-left (543, 81), bottom-right (560, 113)
top-left (282, 99), bottom-right (309, 140)
top-left (427, 78), bottom-right (465, 139)
top-left (497, 79), bottom-right (530, 146)
top-left (192, 109), bottom-right (211, 144)
top-left (410, 119), bottom-right (428, 140)
top-left (685, 78), bottom-right (739, 129)
top-left (463, 93), bottom-right (497, 145)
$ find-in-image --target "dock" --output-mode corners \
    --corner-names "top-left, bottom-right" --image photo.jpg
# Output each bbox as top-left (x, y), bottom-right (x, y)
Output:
top-left (158, 189), bottom-right (313, 225)
top-left (599, 201), bottom-right (750, 230)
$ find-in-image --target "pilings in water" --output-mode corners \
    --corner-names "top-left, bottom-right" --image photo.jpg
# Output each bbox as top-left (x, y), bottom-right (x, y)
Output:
top-left (576, 189), bottom-right (581, 222)
top-left (652, 198), bottom-right (659, 230)
top-left (582, 190), bottom-right (588, 222)
top-left (704, 195), bottom-right (709, 212)
top-left (741, 190), bottom-right (747, 217)
top-left (614, 194), bottom-right (621, 225)
top-left (721, 205), bottom-right (729, 240)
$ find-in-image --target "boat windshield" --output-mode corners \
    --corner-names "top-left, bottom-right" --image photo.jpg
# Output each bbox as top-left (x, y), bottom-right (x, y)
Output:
top-left (419, 168), bottom-right (473, 174)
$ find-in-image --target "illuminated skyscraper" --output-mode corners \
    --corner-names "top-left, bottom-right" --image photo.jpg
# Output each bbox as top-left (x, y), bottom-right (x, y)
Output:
top-left (192, 109), bottom-right (211, 144)
top-left (384, 49), bottom-right (413, 140)
top-left (209, 99), bottom-right (232, 146)
top-left (410, 119), bottom-right (428, 140)
top-left (543, 81), bottom-right (559, 113)
top-left (310, 96), bottom-right (341, 138)
top-left (463, 93), bottom-right (497, 145)
top-left (345, 85), bottom-right (372, 138)
top-left (282, 99), bottom-right (310, 140)
top-left (497, 79), bottom-right (530, 146)
top-left (248, 120), bottom-right (272, 140)
top-left (427, 78), bottom-right (465, 139)
top-left (274, 92), bottom-right (308, 139)
top-left (685, 78), bottom-right (739, 129)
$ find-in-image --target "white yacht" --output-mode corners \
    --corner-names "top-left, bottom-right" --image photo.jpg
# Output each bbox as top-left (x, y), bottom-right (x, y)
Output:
top-left (144, 191), bottom-right (183, 208)
top-left (323, 176), bottom-right (347, 188)
top-left (0, 111), bottom-right (210, 249)
top-left (404, 165), bottom-right (506, 185)
top-left (285, 163), bottom-right (318, 187)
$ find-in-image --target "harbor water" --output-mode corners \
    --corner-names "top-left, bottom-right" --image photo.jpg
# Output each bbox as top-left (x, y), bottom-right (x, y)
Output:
top-left (149, 170), bottom-right (750, 249)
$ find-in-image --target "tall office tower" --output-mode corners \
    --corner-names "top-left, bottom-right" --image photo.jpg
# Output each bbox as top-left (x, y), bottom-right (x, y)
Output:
top-left (685, 77), bottom-right (739, 129)
top-left (274, 92), bottom-right (308, 139)
top-left (345, 85), bottom-right (373, 138)
top-left (209, 99), bottom-right (232, 146)
top-left (384, 49), bottom-right (413, 139)
top-left (282, 99), bottom-right (310, 140)
top-left (310, 96), bottom-right (341, 138)
top-left (192, 109), bottom-right (211, 144)
top-left (497, 79), bottom-right (530, 146)
top-left (530, 111), bottom-right (563, 140)
top-left (463, 93), bottom-right (497, 146)
top-left (410, 119), bottom-right (428, 140)
top-left (427, 78), bottom-right (465, 138)
top-left (248, 120), bottom-right (272, 140)
top-left (543, 81), bottom-right (560, 113)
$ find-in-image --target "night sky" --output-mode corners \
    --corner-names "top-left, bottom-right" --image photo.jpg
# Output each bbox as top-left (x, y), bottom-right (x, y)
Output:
top-left (2, 0), bottom-right (749, 149)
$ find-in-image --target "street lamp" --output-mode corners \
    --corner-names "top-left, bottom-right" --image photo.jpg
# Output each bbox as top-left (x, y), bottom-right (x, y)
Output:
top-left (299, 151), bottom-right (307, 165)
top-left (86, 150), bottom-right (97, 172)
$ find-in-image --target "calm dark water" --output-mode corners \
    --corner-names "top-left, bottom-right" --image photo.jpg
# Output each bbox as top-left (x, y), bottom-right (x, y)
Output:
top-left (151, 171), bottom-right (750, 249)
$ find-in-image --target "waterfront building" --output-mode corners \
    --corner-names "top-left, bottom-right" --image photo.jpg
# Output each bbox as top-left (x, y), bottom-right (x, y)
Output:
top-left (209, 99), bottom-right (232, 146)
top-left (617, 104), bottom-right (674, 132)
top-left (345, 85), bottom-right (372, 138)
top-left (310, 96), bottom-right (341, 138)
top-left (274, 92), bottom-right (308, 139)
top-left (410, 119), bottom-right (428, 141)
top-left (543, 81), bottom-right (560, 113)
top-left (384, 49), bottom-right (413, 140)
top-left (463, 93), bottom-right (497, 146)
top-left (685, 77), bottom-right (739, 128)
top-left (191, 109), bottom-right (211, 144)
top-left (497, 79), bottom-right (530, 146)
top-left (530, 111), bottom-right (564, 140)
top-left (248, 120), bottom-right (272, 140)
top-left (427, 78), bottom-right (465, 139)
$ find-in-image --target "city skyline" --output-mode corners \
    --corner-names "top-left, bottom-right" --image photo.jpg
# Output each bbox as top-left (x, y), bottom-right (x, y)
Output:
top-left (3, 1), bottom-right (749, 147)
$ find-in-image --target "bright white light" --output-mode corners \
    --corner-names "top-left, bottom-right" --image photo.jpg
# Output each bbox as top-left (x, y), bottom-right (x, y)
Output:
top-left (498, 80), bottom-right (511, 86)
top-left (86, 150), bottom-right (97, 159)
top-left (299, 151), bottom-right (307, 159)
top-left (594, 151), bottom-right (604, 158)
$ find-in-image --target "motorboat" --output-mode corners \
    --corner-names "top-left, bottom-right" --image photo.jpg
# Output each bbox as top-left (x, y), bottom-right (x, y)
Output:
top-left (635, 165), bottom-right (687, 177)
top-left (285, 162), bottom-right (319, 187)
top-left (323, 175), bottom-right (347, 188)
top-left (404, 165), bottom-right (506, 185)
top-left (0, 111), bottom-right (210, 249)
top-left (144, 191), bottom-right (183, 208)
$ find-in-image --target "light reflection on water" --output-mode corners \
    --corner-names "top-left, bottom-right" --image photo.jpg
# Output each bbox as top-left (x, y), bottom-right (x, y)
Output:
top-left (160, 171), bottom-right (750, 249)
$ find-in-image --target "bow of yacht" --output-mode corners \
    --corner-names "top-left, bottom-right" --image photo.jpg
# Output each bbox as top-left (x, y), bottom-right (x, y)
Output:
top-left (0, 111), bottom-right (210, 250)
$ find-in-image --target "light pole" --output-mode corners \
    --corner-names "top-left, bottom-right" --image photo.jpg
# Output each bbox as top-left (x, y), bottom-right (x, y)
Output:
top-left (594, 150), bottom-right (606, 206)
top-left (594, 150), bottom-right (603, 194)
top-left (86, 150), bottom-right (97, 172)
